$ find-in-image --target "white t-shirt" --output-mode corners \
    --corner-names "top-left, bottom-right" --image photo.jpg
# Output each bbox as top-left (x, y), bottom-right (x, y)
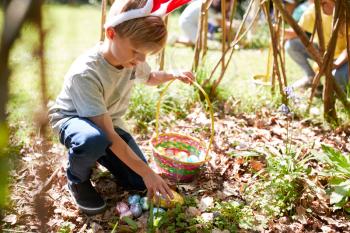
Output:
top-left (48, 44), bottom-right (151, 133)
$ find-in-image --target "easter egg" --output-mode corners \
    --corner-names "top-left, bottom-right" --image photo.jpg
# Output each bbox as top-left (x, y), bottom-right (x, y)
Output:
top-left (198, 151), bottom-right (206, 161)
top-left (166, 149), bottom-right (174, 157)
top-left (128, 194), bottom-right (141, 205)
top-left (157, 147), bottom-right (165, 154)
top-left (153, 190), bottom-right (184, 208)
top-left (187, 155), bottom-right (199, 163)
top-left (140, 197), bottom-right (150, 210)
top-left (176, 151), bottom-right (188, 157)
top-left (152, 207), bottom-right (165, 215)
top-left (115, 202), bottom-right (130, 216)
top-left (130, 203), bottom-right (143, 218)
top-left (120, 210), bottom-right (133, 218)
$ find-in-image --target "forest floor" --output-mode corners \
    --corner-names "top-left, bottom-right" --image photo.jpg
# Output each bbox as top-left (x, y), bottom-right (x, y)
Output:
top-left (2, 103), bottom-right (350, 232)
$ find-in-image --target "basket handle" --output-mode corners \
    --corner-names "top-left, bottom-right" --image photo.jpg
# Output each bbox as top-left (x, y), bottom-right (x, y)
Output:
top-left (155, 80), bottom-right (215, 161)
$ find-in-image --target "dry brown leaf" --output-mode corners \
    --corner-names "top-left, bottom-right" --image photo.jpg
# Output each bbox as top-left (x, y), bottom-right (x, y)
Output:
top-left (250, 160), bottom-right (263, 171)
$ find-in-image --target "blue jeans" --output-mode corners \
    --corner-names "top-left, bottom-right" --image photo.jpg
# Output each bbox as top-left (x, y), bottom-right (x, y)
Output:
top-left (59, 117), bottom-right (147, 190)
top-left (285, 38), bottom-right (349, 91)
top-left (333, 63), bottom-right (349, 92)
top-left (285, 38), bottom-right (318, 78)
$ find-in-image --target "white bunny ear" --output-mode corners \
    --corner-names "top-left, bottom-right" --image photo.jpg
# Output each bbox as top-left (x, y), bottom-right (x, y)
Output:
top-left (104, 0), bottom-right (154, 28)
top-left (104, 0), bottom-right (191, 28)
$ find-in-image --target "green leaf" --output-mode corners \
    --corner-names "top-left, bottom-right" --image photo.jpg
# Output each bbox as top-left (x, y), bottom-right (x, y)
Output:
top-left (330, 191), bottom-right (345, 205)
top-left (121, 216), bottom-right (138, 232)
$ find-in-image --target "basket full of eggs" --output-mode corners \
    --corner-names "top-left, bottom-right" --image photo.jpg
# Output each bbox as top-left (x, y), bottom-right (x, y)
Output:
top-left (150, 81), bottom-right (214, 182)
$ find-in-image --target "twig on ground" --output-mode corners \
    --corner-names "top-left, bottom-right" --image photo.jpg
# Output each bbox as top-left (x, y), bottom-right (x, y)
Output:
top-left (35, 166), bottom-right (61, 196)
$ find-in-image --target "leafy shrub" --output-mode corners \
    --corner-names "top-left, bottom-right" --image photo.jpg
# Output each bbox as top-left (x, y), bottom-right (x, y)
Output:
top-left (244, 151), bottom-right (312, 218)
top-left (317, 144), bottom-right (350, 212)
top-left (126, 85), bottom-right (158, 133)
top-left (127, 83), bottom-right (195, 133)
top-left (211, 201), bottom-right (257, 231)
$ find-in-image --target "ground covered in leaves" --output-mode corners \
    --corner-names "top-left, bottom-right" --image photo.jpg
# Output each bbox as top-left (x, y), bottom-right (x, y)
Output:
top-left (2, 105), bottom-right (350, 232)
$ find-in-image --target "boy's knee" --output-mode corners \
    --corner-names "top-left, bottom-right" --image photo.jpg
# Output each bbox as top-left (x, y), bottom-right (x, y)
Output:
top-left (285, 38), bottom-right (299, 52)
top-left (332, 68), bottom-right (348, 92)
top-left (72, 130), bottom-right (111, 157)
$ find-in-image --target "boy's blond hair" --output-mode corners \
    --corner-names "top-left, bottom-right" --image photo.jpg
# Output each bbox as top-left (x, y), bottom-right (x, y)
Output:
top-left (108, 0), bottom-right (167, 53)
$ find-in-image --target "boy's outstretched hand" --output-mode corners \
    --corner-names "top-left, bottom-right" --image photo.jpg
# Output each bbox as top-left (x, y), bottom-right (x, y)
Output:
top-left (174, 71), bottom-right (195, 84)
top-left (143, 170), bottom-right (174, 202)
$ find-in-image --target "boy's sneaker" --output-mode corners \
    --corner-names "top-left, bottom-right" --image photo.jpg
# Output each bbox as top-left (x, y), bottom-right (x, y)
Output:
top-left (68, 180), bottom-right (106, 215)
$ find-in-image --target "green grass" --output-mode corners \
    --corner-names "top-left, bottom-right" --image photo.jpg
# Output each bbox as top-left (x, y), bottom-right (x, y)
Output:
top-left (2, 3), bottom-right (340, 142)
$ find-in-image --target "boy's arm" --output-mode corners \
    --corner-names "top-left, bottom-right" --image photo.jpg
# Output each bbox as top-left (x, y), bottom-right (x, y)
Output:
top-left (284, 28), bottom-right (298, 40)
top-left (146, 71), bottom-right (195, 86)
top-left (88, 113), bottom-right (174, 200)
top-left (334, 49), bottom-right (348, 69)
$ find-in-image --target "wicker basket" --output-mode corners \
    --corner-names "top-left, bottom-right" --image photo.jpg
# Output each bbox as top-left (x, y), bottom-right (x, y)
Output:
top-left (150, 81), bottom-right (214, 182)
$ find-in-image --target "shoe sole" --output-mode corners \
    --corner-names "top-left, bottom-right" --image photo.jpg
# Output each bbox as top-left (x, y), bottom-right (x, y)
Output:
top-left (67, 185), bottom-right (106, 215)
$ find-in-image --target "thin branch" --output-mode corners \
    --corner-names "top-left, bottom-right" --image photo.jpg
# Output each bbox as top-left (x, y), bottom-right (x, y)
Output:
top-left (271, 0), bottom-right (322, 64)
top-left (264, 2), bottom-right (286, 101)
top-left (100, 0), bottom-right (107, 41)
top-left (207, 0), bottom-right (258, 84)
top-left (209, 6), bottom-right (260, 94)
top-left (314, 0), bottom-right (325, 54)
top-left (221, 0), bottom-right (227, 71)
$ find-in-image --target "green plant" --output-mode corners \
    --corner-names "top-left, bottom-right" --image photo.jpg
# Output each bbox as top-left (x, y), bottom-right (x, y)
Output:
top-left (244, 149), bottom-right (312, 218)
top-left (211, 201), bottom-right (257, 231)
top-left (57, 222), bottom-right (74, 233)
top-left (126, 85), bottom-right (158, 132)
top-left (317, 144), bottom-right (350, 212)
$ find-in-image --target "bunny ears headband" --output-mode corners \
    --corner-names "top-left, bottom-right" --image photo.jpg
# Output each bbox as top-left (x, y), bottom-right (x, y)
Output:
top-left (104, 0), bottom-right (192, 28)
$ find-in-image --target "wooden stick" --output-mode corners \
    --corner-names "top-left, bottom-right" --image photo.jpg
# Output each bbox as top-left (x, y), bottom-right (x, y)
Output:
top-left (221, 0), bottom-right (227, 71)
top-left (192, 1), bottom-right (205, 71)
top-left (159, 16), bottom-right (168, 71)
top-left (227, 0), bottom-right (238, 43)
top-left (322, 1), bottom-right (340, 121)
top-left (264, 2), bottom-right (286, 102)
top-left (271, 0), bottom-right (322, 64)
top-left (100, 0), bottom-right (107, 41)
top-left (202, 7), bottom-right (209, 60)
top-left (209, 7), bottom-right (260, 94)
top-left (207, 0), bottom-right (256, 85)
top-left (272, 0), bottom-right (350, 119)
top-left (276, 12), bottom-right (288, 89)
top-left (345, 1), bottom-right (350, 84)
top-left (314, 0), bottom-right (325, 54)
top-left (35, 166), bottom-right (61, 196)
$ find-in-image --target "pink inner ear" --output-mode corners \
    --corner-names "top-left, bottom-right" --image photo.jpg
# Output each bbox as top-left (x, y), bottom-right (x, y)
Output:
top-left (151, 0), bottom-right (191, 14)
top-left (151, 0), bottom-right (171, 12)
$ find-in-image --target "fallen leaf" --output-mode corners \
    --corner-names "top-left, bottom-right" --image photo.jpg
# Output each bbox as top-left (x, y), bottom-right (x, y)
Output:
top-left (3, 214), bottom-right (17, 225)
top-left (250, 160), bottom-right (264, 171)
top-left (198, 196), bottom-right (214, 212)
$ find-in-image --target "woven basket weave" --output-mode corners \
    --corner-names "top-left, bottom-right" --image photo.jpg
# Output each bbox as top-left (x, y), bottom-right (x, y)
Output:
top-left (150, 81), bottom-right (214, 182)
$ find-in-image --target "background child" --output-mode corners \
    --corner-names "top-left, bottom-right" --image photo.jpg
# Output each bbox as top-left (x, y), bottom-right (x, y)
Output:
top-left (284, 0), bottom-right (348, 91)
top-left (49, 0), bottom-right (194, 215)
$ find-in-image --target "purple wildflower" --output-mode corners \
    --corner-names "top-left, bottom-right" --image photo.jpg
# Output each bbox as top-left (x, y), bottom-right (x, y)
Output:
top-left (279, 104), bottom-right (290, 114)
top-left (284, 86), bottom-right (296, 99)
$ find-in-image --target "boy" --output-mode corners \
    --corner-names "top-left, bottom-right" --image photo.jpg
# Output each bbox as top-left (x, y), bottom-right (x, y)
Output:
top-left (49, 0), bottom-right (194, 215)
top-left (284, 0), bottom-right (348, 91)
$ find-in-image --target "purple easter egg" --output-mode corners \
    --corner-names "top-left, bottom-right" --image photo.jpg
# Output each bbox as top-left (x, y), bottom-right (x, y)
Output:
top-left (130, 203), bottom-right (142, 218)
top-left (115, 201), bottom-right (129, 216)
